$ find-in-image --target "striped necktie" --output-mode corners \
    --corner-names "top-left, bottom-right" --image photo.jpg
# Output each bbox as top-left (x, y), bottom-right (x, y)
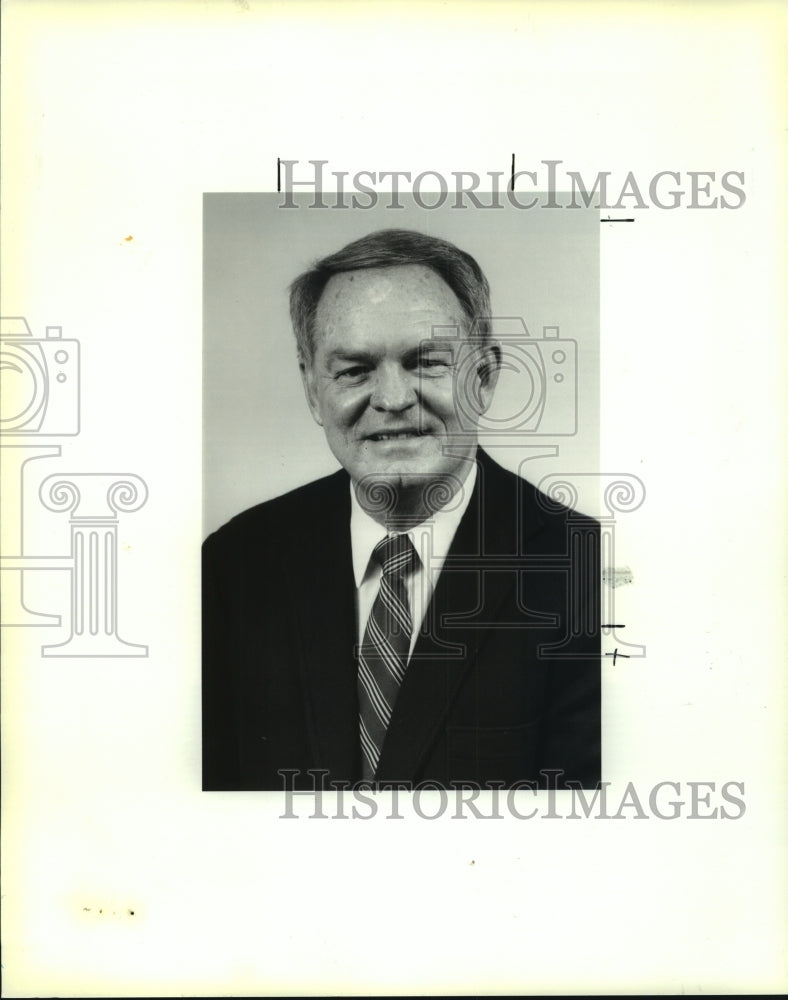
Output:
top-left (358, 533), bottom-right (418, 781)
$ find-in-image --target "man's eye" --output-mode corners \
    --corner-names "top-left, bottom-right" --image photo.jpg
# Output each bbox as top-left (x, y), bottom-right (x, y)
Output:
top-left (418, 355), bottom-right (452, 370)
top-left (335, 366), bottom-right (369, 380)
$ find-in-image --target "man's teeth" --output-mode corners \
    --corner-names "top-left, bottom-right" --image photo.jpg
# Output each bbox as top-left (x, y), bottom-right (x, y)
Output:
top-left (372, 432), bottom-right (422, 440)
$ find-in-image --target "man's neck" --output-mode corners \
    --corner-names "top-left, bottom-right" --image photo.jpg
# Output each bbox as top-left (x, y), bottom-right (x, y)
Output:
top-left (351, 459), bottom-right (478, 531)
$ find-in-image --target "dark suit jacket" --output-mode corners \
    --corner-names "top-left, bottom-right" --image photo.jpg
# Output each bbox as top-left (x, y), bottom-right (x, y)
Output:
top-left (202, 449), bottom-right (600, 790)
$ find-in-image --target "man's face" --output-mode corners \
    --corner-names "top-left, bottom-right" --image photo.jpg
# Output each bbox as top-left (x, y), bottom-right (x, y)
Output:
top-left (300, 264), bottom-right (499, 505)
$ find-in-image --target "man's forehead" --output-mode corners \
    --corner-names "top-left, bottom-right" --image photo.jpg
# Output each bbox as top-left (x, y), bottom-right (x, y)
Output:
top-left (317, 264), bottom-right (463, 317)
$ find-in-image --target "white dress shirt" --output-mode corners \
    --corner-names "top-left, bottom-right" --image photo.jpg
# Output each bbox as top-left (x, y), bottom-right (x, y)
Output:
top-left (350, 463), bottom-right (477, 659)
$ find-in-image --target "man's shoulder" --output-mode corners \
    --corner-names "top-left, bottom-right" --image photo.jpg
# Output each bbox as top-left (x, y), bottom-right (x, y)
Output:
top-left (477, 449), bottom-right (600, 535)
top-left (204, 467), bottom-right (349, 552)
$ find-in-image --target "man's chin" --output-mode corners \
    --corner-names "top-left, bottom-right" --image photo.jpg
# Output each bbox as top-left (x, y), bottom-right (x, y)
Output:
top-left (352, 464), bottom-right (471, 522)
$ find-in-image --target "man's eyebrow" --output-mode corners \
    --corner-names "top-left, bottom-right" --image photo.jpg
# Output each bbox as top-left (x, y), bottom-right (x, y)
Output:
top-left (325, 349), bottom-right (376, 365)
top-left (323, 343), bottom-right (457, 367)
top-left (415, 340), bottom-right (456, 351)
top-left (408, 342), bottom-right (458, 360)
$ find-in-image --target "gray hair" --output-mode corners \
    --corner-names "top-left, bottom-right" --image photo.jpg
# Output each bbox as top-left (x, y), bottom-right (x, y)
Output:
top-left (289, 228), bottom-right (492, 362)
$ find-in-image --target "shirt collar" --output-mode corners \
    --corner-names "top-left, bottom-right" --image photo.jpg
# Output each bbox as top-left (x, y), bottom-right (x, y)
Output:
top-left (350, 462), bottom-right (478, 587)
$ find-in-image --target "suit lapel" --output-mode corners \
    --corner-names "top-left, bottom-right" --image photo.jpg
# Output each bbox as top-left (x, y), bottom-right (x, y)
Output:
top-left (282, 470), bottom-right (360, 782)
top-left (278, 453), bottom-right (550, 785)
top-left (376, 450), bottom-right (547, 782)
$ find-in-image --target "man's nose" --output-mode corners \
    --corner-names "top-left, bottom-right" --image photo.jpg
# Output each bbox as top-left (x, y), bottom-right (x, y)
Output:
top-left (369, 364), bottom-right (417, 412)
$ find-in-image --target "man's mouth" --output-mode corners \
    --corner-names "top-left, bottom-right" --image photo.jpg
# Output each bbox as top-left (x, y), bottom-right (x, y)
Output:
top-left (367, 430), bottom-right (429, 442)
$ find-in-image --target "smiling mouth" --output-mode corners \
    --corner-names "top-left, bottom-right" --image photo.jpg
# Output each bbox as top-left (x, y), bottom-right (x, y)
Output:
top-left (367, 430), bottom-right (429, 441)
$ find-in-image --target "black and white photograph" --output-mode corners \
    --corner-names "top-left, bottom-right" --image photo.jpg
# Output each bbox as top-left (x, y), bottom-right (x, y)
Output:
top-left (2, 2), bottom-right (786, 996)
top-left (202, 194), bottom-right (602, 792)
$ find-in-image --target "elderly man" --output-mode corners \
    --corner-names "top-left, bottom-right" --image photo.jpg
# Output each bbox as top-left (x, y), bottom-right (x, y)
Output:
top-left (202, 228), bottom-right (600, 791)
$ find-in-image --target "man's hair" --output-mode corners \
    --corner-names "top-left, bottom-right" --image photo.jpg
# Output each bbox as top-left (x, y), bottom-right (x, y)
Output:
top-left (289, 228), bottom-right (492, 362)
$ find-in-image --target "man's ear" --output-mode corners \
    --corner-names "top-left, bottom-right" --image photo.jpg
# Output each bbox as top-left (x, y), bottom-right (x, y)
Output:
top-left (298, 352), bottom-right (324, 427)
top-left (475, 341), bottom-right (501, 412)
